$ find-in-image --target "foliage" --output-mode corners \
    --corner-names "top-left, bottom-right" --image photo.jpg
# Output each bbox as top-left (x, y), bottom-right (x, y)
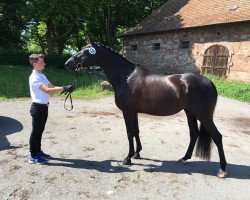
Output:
top-left (2, 0), bottom-right (166, 55)
top-left (0, 48), bottom-right (71, 68)
top-left (206, 75), bottom-right (250, 102)
top-left (0, 0), bottom-right (26, 48)
top-left (0, 65), bottom-right (113, 101)
top-left (82, 0), bottom-right (166, 49)
top-left (0, 48), bottom-right (30, 66)
top-left (24, 0), bottom-right (88, 55)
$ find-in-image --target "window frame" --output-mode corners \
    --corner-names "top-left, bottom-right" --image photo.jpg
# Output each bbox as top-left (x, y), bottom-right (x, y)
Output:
top-left (130, 44), bottom-right (138, 51)
top-left (152, 42), bottom-right (161, 51)
top-left (179, 40), bottom-right (190, 50)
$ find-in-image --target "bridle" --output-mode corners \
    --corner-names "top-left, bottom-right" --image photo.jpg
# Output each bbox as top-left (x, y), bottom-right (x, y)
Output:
top-left (63, 51), bottom-right (94, 111)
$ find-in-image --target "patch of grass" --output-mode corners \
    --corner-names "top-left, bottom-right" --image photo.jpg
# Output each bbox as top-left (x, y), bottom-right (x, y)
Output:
top-left (206, 75), bottom-right (250, 103)
top-left (0, 65), bottom-right (113, 101)
top-left (1, 65), bottom-right (249, 103)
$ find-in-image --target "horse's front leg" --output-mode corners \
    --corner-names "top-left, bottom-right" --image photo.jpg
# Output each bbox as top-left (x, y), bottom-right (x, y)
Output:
top-left (122, 111), bottom-right (136, 165)
top-left (133, 113), bottom-right (142, 159)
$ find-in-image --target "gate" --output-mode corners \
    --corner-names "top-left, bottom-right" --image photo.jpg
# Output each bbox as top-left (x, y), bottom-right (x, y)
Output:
top-left (202, 45), bottom-right (229, 77)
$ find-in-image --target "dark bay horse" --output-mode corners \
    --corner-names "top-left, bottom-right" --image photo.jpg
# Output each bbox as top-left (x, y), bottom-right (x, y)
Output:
top-left (65, 41), bottom-right (227, 177)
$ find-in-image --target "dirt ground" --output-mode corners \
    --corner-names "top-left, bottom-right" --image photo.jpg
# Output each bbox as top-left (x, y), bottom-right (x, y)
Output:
top-left (0, 96), bottom-right (250, 200)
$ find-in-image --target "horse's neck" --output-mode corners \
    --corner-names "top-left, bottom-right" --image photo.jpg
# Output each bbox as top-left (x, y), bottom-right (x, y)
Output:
top-left (96, 49), bottom-right (135, 90)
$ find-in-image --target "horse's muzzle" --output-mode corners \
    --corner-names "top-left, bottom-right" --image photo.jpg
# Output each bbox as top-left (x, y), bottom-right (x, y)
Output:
top-left (65, 58), bottom-right (75, 70)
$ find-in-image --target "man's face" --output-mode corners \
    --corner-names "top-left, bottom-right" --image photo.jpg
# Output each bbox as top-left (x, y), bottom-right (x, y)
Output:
top-left (33, 58), bottom-right (45, 71)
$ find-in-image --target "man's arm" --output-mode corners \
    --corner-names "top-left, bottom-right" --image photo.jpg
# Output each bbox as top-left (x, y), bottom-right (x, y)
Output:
top-left (40, 84), bottom-right (63, 94)
top-left (48, 83), bottom-right (54, 88)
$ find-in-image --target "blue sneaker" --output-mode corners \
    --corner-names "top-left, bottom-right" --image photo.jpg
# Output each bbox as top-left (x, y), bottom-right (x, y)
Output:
top-left (37, 150), bottom-right (51, 158)
top-left (29, 155), bottom-right (48, 164)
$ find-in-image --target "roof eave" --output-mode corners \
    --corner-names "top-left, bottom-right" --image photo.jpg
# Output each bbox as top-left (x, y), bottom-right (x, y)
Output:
top-left (120, 19), bottom-right (250, 37)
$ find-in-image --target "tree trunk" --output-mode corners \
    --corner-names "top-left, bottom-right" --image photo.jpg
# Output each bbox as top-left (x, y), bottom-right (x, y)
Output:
top-left (45, 17), bottom-right (55, 55)
top-left (106, 1), bottom-right (111, 46)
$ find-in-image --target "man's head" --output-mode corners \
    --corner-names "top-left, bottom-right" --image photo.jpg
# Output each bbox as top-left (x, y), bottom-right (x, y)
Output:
top-left (29, 54), bottom-right (45, 72)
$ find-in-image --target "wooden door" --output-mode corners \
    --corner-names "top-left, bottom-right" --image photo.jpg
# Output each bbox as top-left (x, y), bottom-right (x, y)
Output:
top-left (202, 45), bottom-right (229, 77)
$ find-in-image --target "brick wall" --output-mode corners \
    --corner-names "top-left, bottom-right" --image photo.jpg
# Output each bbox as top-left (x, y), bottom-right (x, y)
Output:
top-left (122, 22), bottom-right (250, 82)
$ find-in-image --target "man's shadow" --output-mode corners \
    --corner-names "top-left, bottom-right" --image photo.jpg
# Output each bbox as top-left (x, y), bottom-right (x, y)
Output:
top-left (0, 116), bottom-right (23, 151)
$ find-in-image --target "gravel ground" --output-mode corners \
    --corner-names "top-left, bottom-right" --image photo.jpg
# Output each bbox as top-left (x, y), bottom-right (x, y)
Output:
top-left (0, 96), bottom-right (250, 200)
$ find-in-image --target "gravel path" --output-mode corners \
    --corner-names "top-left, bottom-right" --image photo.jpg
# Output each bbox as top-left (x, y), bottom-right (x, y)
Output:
top-left (0, 96), bottom-right (249, 200)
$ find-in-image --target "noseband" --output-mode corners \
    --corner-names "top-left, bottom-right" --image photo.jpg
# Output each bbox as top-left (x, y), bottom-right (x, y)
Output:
top-left (73, 51), bottom-right (94, 72)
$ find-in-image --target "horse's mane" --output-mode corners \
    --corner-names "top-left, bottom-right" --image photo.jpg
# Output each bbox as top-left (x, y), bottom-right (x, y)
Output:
top-left (98, 43), bottom-right (134, 66)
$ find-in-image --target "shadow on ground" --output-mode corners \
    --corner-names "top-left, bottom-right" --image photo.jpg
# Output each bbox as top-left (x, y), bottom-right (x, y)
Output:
top-left (0, 116), bottom-right (23, 151)
top-left (47, 156), bottom-right (250, 179)
top-left (48, 157), bottom-right (137, 173)
top-left (143, 159), bottom-right (250, 180)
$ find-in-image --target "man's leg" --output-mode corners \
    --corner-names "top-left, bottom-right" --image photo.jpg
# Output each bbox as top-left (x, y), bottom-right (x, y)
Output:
top-left (29, 104), bottom-right (47, 157)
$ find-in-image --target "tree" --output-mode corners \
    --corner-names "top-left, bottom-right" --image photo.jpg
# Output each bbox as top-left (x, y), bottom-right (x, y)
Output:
top-left (25, 0), bottom-right (87, 55)
top-left (2, 0), bottom-right (166, 53)
top-left (0, 0), bottom-right (26, 48)
top-left (82, 0), bottom-right (166, 49)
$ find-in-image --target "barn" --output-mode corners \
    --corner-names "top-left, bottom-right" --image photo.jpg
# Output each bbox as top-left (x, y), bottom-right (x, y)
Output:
top-left (121, 0), bottom-right (250, 82)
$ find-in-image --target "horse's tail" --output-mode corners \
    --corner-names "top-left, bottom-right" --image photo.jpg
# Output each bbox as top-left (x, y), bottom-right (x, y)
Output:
top-left (195, 124), bottom-right (212, 160)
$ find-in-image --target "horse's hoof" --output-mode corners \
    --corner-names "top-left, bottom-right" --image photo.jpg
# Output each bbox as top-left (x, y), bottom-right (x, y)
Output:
top-left (217, 169), bottom-right (227, 178)
top-left (122, 158), bottom-right (131, 165)
top-left (178, 158), bottom-right (188, 165)
top-left (133, 153), bottom-right (140, 159)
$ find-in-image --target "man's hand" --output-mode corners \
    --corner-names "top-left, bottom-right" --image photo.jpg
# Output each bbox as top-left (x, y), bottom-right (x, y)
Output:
top-left (61, 84), bottom-right (75, 94)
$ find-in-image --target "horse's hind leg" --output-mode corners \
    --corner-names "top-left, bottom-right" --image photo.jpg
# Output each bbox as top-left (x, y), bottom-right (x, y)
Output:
top-left (122, 111), bottom-right (136, 165)
top-left (133, 114), bottom-right (142, 159)
top-left (202, 121), bottom-right (227, 177)
top-left (179, 109), bottom-right (199, 164)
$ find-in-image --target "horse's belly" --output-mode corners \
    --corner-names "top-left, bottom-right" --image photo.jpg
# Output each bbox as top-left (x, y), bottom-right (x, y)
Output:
top-left (138, 98), bottom-right (183, 116)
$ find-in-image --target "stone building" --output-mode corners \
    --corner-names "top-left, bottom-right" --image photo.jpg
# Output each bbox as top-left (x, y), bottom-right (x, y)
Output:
top-left (121, 0), bottom-right (250, 82)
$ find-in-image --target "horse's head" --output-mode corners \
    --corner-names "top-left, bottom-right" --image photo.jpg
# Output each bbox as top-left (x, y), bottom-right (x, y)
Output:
top-left (65, 43), bottom-right (97, 71)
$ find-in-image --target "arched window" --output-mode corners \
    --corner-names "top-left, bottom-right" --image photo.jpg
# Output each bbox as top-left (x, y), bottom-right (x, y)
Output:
top-left (202, 45), bottom-right (229, 77)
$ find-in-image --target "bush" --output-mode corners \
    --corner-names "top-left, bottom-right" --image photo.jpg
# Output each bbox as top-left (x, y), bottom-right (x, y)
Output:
top-left (0, 48), bottom-right (72, 69)
top-left (44, 53), bottom-right (72, 69)
top-left (0, 48), bottom-right (30, 66)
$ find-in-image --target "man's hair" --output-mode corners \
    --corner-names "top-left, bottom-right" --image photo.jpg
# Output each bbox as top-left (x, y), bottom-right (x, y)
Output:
top-left (29, 54), bottom-right (45, 66)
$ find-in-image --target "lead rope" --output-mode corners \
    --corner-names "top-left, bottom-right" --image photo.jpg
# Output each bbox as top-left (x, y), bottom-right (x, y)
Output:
top-left (63, 70), bottom-right (79, 111)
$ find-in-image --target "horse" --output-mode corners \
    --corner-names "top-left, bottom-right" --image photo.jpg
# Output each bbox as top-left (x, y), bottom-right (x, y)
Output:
top-left (65, 41), bottom-right (227, 178)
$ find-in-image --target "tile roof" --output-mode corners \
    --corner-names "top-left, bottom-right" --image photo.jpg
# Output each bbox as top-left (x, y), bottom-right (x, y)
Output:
top-left (123, 0), bottom-right (250, 36)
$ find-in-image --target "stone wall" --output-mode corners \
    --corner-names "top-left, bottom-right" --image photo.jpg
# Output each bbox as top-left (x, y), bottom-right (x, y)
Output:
top-left (122, 22), bottom-right (250, 82)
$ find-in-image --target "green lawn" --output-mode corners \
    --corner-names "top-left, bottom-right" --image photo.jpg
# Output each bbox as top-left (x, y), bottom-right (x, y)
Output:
top-left (0, 65), bottom-right (249, 103)
top-left (206, 75), bottom-right (250, 103)
top-left (0, 65), bottom-right (113, 101)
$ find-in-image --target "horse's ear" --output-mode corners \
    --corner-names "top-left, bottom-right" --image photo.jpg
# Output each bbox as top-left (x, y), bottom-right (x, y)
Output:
top-left (86, 32), bottom-right (95, 45)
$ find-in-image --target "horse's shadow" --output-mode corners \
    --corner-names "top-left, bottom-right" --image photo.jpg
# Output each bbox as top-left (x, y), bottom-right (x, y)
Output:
top-left (0, 116), bottom-right (23, 151)
top-left (48, 156), bottom-right (250, 179)
top-left (142, 159), bottom-right (250, 180)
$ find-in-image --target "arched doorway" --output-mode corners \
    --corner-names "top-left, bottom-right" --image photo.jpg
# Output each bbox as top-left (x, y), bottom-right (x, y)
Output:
top-left (202, 45), bottom-right (229, 77)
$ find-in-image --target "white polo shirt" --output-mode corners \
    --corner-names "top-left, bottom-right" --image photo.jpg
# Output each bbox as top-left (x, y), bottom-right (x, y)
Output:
top-left (29, 70), bottom-right (51, 104)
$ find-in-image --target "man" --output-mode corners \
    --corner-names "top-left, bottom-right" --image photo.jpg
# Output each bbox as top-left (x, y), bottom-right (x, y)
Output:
top-left (28, 53), bottom-right (75, 164)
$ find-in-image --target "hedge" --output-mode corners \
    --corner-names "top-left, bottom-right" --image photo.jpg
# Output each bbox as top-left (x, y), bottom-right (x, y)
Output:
top-left (0, 48), bottom-right (72, 69)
